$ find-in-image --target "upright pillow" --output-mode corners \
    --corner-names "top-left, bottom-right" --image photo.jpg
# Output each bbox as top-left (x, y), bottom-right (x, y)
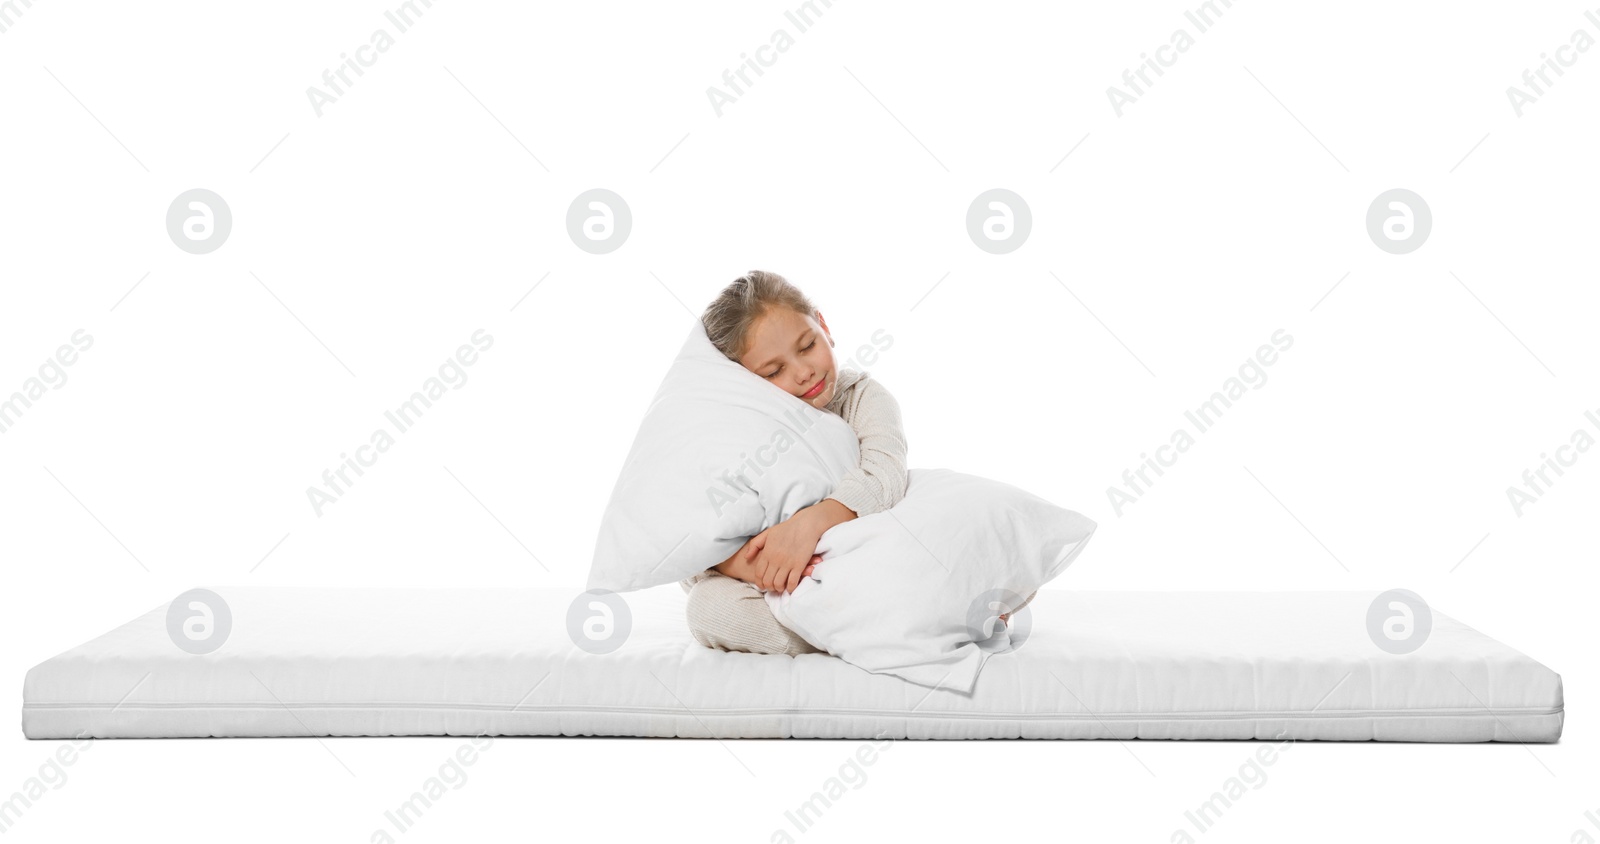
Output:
top-left (764, 468), bottom-right (1097, 693)
top-left (587, 322), bottom-right (860, 593)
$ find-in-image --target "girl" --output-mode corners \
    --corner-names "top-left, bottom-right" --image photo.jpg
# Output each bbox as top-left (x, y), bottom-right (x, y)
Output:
top-left (679, 270), bottom-right (910, 655)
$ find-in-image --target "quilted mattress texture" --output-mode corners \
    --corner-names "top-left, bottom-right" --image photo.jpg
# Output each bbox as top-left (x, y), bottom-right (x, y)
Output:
top-left (21, 587), bottom-right (1563, 742)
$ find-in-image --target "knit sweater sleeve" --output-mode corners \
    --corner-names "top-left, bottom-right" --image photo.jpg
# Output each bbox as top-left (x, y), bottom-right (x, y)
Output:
top-left (826, 375), bottom-right (909, 518)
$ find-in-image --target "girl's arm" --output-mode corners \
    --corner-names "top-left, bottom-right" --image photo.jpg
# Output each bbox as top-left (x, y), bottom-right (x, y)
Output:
top-left (690, 374), bottom-right (909, 594)
top-left (823, 375), bottom-right (909, 518)
top-left (767, 374), bottom-right (910, 545)
top-left (746, 375), bottom-right (910, 592)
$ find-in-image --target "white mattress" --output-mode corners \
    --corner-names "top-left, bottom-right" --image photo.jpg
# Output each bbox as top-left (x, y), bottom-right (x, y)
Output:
top-left (22, 587), bottom-right (1563, 742)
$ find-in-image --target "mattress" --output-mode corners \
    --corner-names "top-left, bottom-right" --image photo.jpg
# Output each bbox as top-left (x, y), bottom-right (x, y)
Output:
top-left (22, 587), bottom-right (1563, 742)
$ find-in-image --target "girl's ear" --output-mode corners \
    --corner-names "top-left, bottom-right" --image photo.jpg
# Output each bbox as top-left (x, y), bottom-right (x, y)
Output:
top-left (816, 310), bottom-right (835, 346)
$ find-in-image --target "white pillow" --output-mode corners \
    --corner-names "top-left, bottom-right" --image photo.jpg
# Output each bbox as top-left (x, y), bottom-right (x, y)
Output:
top-left (587, 322), bottom-right (860, 592)
top-left (765, 468), bottom-right (1097, 693)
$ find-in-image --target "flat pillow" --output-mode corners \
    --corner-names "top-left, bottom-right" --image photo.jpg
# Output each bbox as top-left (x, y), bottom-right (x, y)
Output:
top-left (587, 322), bottom-right (860, 593)
top-left (764, 468), bottom-right (1097, 693)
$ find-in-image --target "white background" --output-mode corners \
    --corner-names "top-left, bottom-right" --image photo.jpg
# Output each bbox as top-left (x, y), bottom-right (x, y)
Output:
top-left (2, 0), bottom-right (1596, 841)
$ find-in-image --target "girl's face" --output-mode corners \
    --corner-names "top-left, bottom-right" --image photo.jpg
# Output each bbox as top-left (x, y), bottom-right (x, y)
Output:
top-left (738, 306), bottom-right (838, 409)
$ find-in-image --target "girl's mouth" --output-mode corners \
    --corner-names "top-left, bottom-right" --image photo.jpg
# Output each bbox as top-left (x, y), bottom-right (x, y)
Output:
top-left (800, 374), bottom-right (827, 399)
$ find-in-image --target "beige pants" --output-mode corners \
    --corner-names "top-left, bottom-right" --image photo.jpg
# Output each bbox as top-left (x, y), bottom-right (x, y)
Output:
top-left (682, 571), bottom-right (1039, 657)
top-left (682, 572), bottom-right (821, 656)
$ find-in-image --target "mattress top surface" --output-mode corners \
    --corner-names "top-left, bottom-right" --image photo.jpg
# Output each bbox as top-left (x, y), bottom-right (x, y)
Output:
top-left (24, 587), bottom-right (1562, 730)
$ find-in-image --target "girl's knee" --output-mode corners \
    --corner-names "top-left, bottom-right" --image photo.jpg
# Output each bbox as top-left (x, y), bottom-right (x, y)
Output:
top-left (684, 575), bottom-right (817, 656)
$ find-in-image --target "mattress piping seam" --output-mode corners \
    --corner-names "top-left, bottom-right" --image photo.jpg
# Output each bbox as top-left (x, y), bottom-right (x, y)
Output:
top-left (21, 703), bottom-right (1565, 720)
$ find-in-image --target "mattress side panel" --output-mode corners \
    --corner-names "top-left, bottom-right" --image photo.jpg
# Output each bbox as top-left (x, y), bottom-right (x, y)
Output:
top-left (21, 588), bottom-right (1565, 743)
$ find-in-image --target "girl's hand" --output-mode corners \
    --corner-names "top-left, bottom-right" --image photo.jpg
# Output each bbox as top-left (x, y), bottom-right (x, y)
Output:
top-left (716, 539), bottom-right (818, 585)
top-left (747, 518), bottom-right (824, 593)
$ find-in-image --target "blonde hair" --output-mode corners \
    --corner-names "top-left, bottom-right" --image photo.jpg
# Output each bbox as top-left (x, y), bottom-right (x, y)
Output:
top-left (701, 270), bottom-right (817, 361)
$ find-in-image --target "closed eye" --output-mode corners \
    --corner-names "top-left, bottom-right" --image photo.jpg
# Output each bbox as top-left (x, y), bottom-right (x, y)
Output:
top-left (761, 337), bottom-right (817, 379)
